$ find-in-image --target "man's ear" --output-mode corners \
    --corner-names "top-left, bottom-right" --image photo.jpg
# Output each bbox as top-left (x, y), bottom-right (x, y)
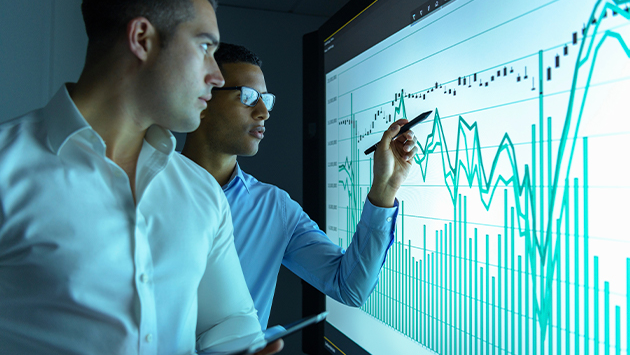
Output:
top-left (127, 17), bottom-right (159, 62)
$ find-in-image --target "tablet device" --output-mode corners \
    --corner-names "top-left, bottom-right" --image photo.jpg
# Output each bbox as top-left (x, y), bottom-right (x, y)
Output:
top-left (197, 311), bottom-right (328, 355)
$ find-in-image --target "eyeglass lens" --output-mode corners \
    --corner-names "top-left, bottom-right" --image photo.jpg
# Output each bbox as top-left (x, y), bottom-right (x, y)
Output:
top-left (240, 86), bottom-right (275, 111)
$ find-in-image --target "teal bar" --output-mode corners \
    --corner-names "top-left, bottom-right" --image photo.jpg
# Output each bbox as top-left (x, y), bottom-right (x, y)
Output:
top-left (511, 207), bottom-right (515, 355)
top-left (565, 178), bottom-right (571, 354)
top-left (556, 219), bottom-right (562, 355)
top-left (502, 234), bottom-right (507, 353)
top-left (604, 282), bottom-right (610, 355)
top-left (486, 235), bottom-right (490, 355)
top-left (481, 266), bottom-right (485, 355)
top-left (595, 257), bottom-right (599, 355)
top-left (584, 136), bottom-right (590, 355)
top-left (442, 226), bottom-right (446, 354)
top-left (469, 237), bottom-right (473, 354)
top-left (475, 229), bottom-right (479, 354)
top-left (461, 194), bottom-right (466, 355)
top-left (492, 277), bottom-right (496, 355)
top-left (460, 198), bottom-right (464, 355)
top-left (424, 225), bottom-right (427, 345)
top-left (574, 177), bottom-right (580, 355)
top-left (525, 233), bottom-right (530, 355)
top-left (504, 190), bottom-right (508, 355)
top-left (518, 255), bottom-right (522, 355)
top-left (615, 306), bottom-right (620, 355)
top-left (434, 233), bottom-right (437, 352)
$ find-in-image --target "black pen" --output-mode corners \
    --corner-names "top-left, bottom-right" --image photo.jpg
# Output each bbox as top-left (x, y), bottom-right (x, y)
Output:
top-left (363, 109), bottom-right (433, 155)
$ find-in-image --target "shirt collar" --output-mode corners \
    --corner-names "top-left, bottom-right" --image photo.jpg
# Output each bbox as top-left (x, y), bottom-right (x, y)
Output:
top-left (223, 162), bottom-right (251, 193)
top-left (43, 84), bottom-right (92, 155)
top-left (43, 84), bottom-right (176, 157)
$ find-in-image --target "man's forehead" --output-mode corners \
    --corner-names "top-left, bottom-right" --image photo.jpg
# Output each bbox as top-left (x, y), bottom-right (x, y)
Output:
top-left (222, 63), bottom-right (267, 88)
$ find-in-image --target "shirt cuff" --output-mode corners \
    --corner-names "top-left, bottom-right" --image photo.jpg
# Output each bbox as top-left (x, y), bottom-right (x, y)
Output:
top-left (360, 196), bottom-right (399, 232)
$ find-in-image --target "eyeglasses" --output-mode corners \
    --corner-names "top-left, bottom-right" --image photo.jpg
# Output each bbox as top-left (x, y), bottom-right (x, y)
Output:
top-left (212, 86), bottom-right (276, 111)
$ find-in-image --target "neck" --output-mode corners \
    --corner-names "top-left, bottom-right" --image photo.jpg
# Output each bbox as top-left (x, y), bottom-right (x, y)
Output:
top-left (70, 59), bottom-right (149, 200)
top-left (182, 137), bottom-right (237, 186)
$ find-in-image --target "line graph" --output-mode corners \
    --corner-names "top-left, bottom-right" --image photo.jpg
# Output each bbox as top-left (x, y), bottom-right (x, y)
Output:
top-left (325, 0), bottom-right (630, 354)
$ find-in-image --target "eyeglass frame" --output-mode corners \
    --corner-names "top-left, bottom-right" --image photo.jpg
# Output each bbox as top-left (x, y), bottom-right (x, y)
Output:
top-left (212, 86), bottom-right (276, 111)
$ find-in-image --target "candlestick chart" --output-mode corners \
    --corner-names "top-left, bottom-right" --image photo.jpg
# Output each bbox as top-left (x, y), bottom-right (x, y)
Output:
top-left (324, 0), bottom-right (630, 354)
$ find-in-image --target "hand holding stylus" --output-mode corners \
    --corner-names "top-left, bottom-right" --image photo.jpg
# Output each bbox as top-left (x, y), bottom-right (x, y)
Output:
top-left (367, 118), bottom-right (420, 208)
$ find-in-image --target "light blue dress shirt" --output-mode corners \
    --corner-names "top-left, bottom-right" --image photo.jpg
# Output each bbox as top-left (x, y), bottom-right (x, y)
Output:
top-left (0, 86), bottom-right (262, 354)
top-left (223, 164), bottom-right (398, 329)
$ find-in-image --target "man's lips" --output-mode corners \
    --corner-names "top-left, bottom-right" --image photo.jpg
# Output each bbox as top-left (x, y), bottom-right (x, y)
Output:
top-left (249, 126), bottom-right (265, 139)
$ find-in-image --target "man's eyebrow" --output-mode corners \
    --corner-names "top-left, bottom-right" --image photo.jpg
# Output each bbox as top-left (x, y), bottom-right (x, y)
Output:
top-left (196, 32), bottom-right (219, 45)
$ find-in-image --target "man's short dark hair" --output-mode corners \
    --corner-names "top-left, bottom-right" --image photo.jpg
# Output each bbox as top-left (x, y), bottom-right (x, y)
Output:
top-left (214, 43), bottom-right (263, 70)
top-left (81, 0), bottom-right (218, 53)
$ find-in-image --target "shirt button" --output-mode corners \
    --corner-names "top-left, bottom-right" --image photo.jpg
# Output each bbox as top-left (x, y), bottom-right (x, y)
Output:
top-left (140, 273), bottom-right (149, 283)
top-left (386, 217), bottom-right (393, 222)
top-left (145, 333), bottom-right (153, 343)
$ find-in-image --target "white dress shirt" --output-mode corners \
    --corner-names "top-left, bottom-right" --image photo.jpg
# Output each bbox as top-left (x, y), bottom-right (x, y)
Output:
top-left (0, 85), bottom-right (262, 354)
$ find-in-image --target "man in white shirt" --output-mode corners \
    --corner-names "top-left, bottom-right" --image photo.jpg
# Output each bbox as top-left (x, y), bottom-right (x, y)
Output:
top-left (0, 0), bottom-right (280, 354)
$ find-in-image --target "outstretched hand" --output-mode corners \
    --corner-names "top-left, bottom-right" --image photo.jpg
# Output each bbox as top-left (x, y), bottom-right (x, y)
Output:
top-left (367, 119), bottom-right (418, 208)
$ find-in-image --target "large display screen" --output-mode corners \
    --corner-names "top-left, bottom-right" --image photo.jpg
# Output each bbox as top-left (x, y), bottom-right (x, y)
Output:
top-left (321, 0), bottom-right (630, 354)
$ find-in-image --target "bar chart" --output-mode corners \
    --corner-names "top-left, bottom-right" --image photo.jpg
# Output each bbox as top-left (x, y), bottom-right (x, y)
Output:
top-left (325, 0), bottom-right (630, 354)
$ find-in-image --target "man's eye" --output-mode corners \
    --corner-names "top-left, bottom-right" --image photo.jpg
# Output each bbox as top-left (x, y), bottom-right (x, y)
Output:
top-left (201, 43), bottom-right (209, 53)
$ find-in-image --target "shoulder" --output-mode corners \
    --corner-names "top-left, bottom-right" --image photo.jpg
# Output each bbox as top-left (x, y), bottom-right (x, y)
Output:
top-left (169, 152), bottom-right (227, 207)
top-left (242, 170), bottom-right (293, 203)
top-left (0, 110), bottom-right (45, 151)
top-left (172, 152), bottom-right (220, 187)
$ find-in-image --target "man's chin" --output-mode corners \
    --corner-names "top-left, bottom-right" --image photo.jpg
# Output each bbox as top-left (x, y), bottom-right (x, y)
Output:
top-left (169, 116), bottom-right (201, 133)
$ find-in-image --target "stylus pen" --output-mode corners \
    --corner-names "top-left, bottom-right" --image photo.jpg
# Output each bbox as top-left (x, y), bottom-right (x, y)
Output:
top-left (363, 109), bottom-right (433, 155)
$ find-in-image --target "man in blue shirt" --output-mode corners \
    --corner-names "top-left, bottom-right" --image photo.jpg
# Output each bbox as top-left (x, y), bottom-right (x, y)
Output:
top-left (182, 43), bottom-right (418, 329)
